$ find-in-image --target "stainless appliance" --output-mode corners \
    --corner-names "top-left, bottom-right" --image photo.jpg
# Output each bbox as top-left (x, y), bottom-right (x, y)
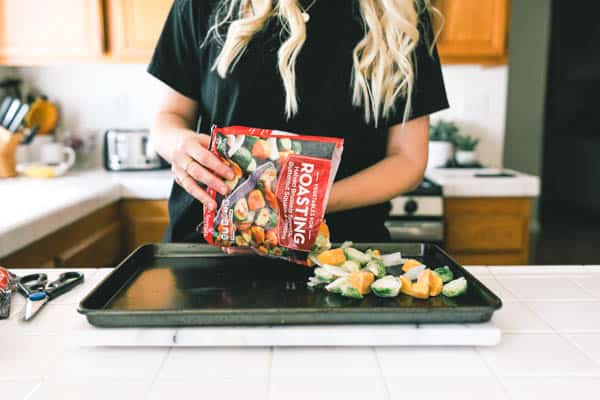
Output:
top-left (103, 129), bottom-right (168, 171)
top-left (385, 178), bottom-right (444, 243)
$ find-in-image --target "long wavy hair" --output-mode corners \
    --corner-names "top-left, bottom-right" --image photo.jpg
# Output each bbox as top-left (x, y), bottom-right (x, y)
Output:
top-left (207, 0), bottom-right (440, 126)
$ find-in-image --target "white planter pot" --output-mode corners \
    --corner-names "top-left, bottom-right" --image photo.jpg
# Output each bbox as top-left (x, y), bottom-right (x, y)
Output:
top-left (427, 141), bottom-right (453, 169)
top-left (455, 150), bottom-right (477, 165)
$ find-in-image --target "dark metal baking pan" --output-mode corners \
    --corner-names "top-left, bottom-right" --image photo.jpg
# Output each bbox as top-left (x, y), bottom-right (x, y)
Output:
top-left (78, 243), bottom-right (502, 327)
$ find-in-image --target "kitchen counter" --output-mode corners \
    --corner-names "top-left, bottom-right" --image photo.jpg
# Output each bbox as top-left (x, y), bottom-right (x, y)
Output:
top-left (2, 265), bottom-right (600, 399)
top-left (0, 169), bottom-right (173, 258)
top-left (426, 168), bottom-right (540, 197)
top-left (0, 167), bottom-right (540, 259)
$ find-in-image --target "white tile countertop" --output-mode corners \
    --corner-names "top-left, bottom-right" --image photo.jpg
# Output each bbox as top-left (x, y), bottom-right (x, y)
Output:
top-left (2, 266), bottom-right (600, 399)
top-left (426, 168), bottom-right (540, 197)
top-left (0, 167), bottom-right (540, 258)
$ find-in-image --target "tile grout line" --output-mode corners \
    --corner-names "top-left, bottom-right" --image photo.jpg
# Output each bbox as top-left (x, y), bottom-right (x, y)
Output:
top-left (265, 347), bottom-right (274, 400)
top-left (23, 379), bottom-right (44, 400)
top-left (519, 298), bottom-right (600, 373)
top-left (143, 347), bottom-right (172, 400)
top-left (568, 276), bottom-right (600, 300)
top-left (473, 346), bottom-right (514, 400)
top-left (372, 347), bottom-right (391, 400)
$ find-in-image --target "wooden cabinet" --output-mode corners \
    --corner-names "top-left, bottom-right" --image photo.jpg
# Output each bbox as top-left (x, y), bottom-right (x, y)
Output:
top-left (0, 200), bottom-right (170, 269)
top-left (0, 0), bottom-right (105, 65)
top-left (120, 200), bottom-right (169, 253)
top-left (433, 0), bottom-right (510, 64)
top-left (443, 197), bottom-right (532, 265)
top-left (105, 0), bottom-right (172, 61)
top-left (1, 204), bottom-right (124, 268)
top-left (0, 0), bottom-right (172, 64)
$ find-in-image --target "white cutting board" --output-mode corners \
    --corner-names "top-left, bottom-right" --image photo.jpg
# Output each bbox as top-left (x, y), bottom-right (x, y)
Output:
top-left (69, 320), bottom-right (501, 347)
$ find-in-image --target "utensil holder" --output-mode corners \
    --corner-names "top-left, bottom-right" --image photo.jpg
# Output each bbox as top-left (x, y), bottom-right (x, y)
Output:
top-left (0, 126), bottom-right (24, 178)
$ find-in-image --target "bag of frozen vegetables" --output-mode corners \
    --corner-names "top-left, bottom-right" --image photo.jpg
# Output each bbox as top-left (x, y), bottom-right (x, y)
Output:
top-left (203, 125), bottom-right (344, 265)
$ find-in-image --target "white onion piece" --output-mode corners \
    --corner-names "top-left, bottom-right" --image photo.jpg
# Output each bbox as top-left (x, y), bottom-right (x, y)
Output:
top-left (227, 135), bottom-right (245, 158)
top-left (309, 255), bottom-right (323, 267)
top-left (402, 264), bottom-right (426, 281)
top-left (381, 252), bottom-right (403, 267)
top-left (267, 138), bottom-right (279, 161)
top-left (321, 264), bottom-right (349, 278)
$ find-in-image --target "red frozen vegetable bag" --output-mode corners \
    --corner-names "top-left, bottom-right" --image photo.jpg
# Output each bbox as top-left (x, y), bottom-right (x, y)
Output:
top-left (203, 125), bottom-right (344, 265)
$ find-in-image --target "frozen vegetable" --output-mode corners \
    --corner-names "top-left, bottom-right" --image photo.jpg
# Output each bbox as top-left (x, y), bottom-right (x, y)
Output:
top-left (381, 251), bottom-right (403, 267)
top-left (233, 198), bottom-right (249, 222)
top-left (341, 260), bottom-right (361, 273)
top-left (316, 248), bottom-right (346, 266)
top-left (371, 276), bottom-right (402, 298)
top-left (325, 276), bottom-right (348, 294)
top-left (254, 208), bottom-right (271, 227)
top-left (442, 277), bottom-right (468, 298)
top-left (401, 259), bottom-right (423, 272)
top-left (343, 247), bottom-right (370, 266)
top-left (231, 146), bottom-right (256, 172)
top-left (429, 270), bottom-right (443, 296)
top-left (434, 266), bottom-right (454, 283)
top-left (364, 259), bottom-right (386, 279)
top-left (402, 264), bottom-right (426, 281)
top-left (348, 271), bottom-right (375, 296)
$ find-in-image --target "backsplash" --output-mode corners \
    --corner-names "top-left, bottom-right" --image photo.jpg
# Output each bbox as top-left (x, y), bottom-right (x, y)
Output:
top-left (6, 63), bottom-right (508, 167)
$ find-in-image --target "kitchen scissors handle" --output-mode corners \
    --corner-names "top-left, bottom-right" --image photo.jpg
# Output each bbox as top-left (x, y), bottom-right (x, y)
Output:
top-left (45, 272), bottom-right (84, 300)
top-left (17, 273), bottom-right (48, 297)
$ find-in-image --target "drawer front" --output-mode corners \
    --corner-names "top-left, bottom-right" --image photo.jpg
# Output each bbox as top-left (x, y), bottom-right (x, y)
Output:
top-left (445, 215), bottom-right (526, 251)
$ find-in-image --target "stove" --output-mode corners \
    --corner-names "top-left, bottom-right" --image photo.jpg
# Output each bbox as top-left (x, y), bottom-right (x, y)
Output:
top-left (385, 178), bottom-right (444, 243)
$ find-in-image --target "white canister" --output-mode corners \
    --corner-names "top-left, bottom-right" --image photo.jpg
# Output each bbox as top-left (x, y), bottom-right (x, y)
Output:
top-left (427, 141), bottom-right (453, 170)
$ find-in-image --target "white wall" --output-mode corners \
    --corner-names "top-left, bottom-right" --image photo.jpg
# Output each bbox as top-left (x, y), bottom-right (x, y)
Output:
top-left (434, 65), bottom-right (508, 168)
top-left (8, 63), bottom-right (508, 167)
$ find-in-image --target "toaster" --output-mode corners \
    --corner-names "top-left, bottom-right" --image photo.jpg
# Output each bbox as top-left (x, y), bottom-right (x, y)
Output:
top-left (103, 129), bottom-right (168, 171)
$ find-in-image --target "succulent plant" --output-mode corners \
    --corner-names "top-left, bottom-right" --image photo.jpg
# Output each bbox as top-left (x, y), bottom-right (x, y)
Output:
top-left (429, 120), bottom-right (459, 142)
top-left (453, 134), bottom-right (480, 151)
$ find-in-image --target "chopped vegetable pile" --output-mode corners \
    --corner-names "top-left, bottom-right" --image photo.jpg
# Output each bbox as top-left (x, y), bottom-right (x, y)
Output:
top-left (307, 244), bottom-right (468, 300)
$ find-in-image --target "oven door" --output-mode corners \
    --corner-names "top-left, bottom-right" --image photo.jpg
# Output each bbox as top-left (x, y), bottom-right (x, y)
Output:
top-left (385, 219), bottom-right (444, 244)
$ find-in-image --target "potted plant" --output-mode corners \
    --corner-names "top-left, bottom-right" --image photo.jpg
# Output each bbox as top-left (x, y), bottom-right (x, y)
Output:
top-left (427, 120), bottom-right (457, 169)
top-left (453, 134), bottom-right (480, 166)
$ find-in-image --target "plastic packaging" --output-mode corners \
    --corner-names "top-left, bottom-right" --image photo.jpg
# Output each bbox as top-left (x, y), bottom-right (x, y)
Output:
top-left (203, 125), bottom-right (344, 265)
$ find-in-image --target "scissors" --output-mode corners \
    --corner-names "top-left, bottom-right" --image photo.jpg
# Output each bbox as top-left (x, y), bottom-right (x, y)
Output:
top-left (17, 272), bottom-right (84, 321)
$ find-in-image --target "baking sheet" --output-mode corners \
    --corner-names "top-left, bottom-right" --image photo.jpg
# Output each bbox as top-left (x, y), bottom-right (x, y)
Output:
top-left (78, 243), bottom-right (502, 327)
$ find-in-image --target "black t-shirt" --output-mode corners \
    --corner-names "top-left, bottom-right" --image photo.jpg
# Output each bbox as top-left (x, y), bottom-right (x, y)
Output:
top-left (148, 0), bottom-right (449, 243)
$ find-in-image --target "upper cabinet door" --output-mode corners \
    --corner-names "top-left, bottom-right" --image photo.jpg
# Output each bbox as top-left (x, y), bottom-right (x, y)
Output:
top-left (434, 0), bottom-right (510, 64)
top-left (0, 0), bottom-right (104, 65)
top-left (106, 0), bottom-right (173, 62)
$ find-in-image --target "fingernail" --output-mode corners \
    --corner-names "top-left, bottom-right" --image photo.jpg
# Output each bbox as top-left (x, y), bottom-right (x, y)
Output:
top-left (227, 173), bottom-right (234, 180)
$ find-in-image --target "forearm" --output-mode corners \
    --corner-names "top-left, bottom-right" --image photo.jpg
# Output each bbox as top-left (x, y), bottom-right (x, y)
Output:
top-left (327, 151), bottom-right (426, 214)
top-left (150, 111), bottom-right (198, 164)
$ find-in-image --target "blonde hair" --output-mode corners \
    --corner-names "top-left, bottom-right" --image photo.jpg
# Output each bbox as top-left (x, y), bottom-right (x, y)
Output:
top-left (209, 0), bottom-right (438, 126)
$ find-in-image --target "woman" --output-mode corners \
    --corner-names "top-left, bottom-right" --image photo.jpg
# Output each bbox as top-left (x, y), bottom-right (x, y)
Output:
top-left (149, 0), bottom-right (448, 244)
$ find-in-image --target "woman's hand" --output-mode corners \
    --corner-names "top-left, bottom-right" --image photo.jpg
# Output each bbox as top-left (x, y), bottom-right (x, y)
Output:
top-left (150, 83), bottom-right (235, 210)
top-left (170, 131), bottom-right (234, 210)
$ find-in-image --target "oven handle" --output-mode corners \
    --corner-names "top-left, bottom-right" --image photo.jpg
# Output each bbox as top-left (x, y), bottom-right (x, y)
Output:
top-left (385, 220), bottom-right (444, 242)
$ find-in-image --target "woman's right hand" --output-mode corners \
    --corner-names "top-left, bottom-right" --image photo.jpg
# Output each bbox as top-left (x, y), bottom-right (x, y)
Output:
top-left (170, 131), bottom-right (234, 210)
